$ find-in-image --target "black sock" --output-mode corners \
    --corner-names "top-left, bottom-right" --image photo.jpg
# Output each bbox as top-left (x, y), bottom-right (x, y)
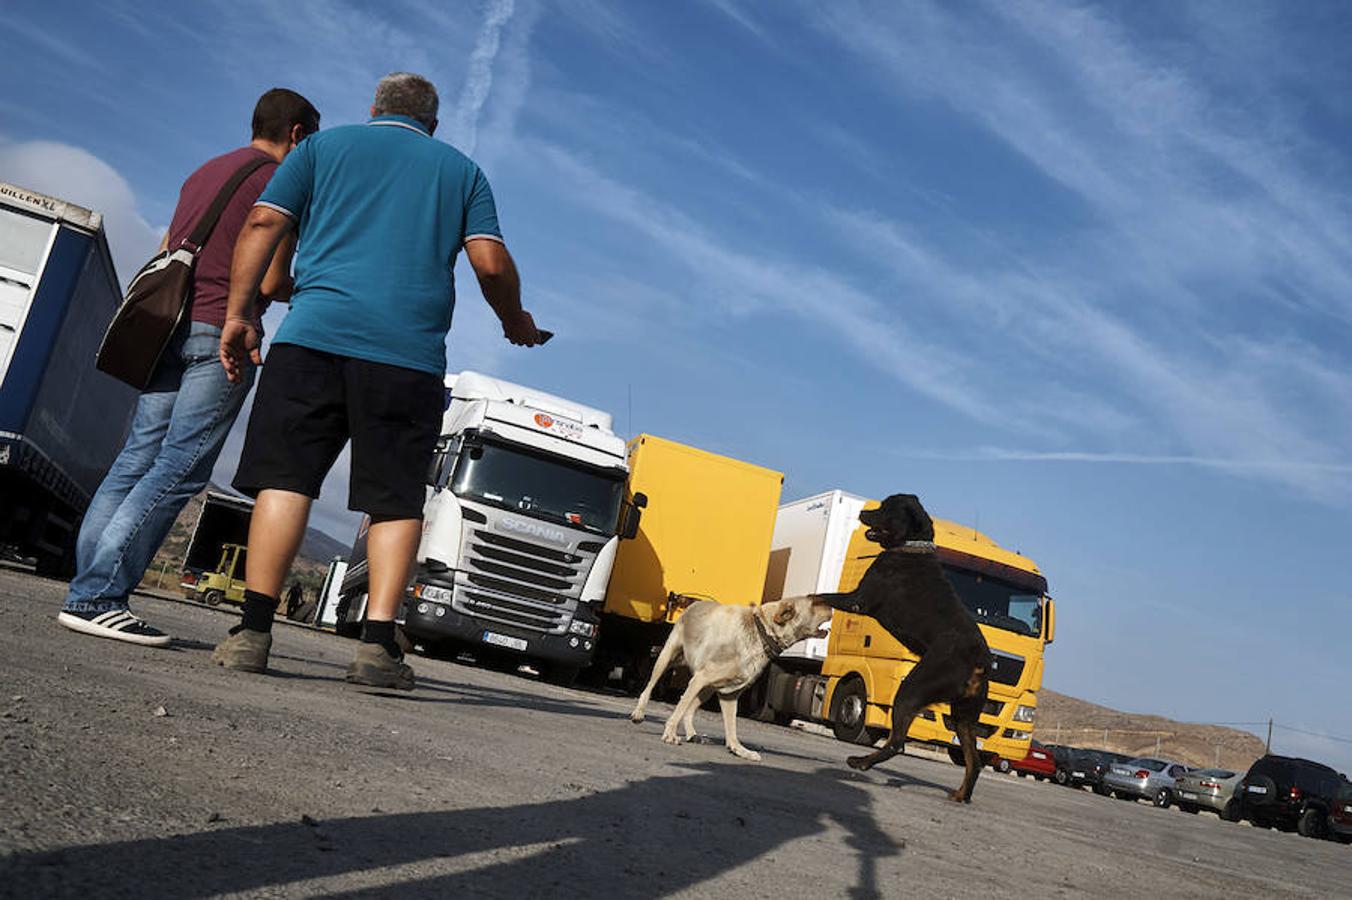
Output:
top-left (235, 590), bottom-right (279, 634)
top-left (361, 620), bottom-right (401, 658)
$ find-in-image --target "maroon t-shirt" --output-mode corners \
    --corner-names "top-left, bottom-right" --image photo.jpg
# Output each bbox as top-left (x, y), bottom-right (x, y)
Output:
top-left (166, 146), bottom-right (277, 327)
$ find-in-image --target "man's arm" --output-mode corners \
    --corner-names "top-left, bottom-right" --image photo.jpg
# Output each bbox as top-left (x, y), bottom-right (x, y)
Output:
top-left (259, 231), bottom-right (297, 302)
top-left (464, 238), bottom-right (543, 346)
top-left (219, 206), bottom-right (294, 382)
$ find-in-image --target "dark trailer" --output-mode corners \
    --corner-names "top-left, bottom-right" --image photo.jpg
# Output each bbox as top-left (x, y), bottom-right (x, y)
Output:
top-left (180, 491), bottom-right (254, 592)
top-left (0, 182), bottom-right (137, 575)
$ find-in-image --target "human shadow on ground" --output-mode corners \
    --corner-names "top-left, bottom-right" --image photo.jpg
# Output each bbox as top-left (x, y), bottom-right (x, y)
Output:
top-left (1, 762), bottom-right (906, 899)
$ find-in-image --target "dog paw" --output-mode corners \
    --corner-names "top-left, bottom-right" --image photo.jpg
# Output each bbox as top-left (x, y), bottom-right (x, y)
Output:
top-left (731, 746), bottom-right (762, 762)
top-left (946, 790), bottom-right (971, 804)
top-left (661, 731), bottom-right (681, 745)
top-left (628, 711), bottom-right (644, 724)
top-left (683, 732), bottom-right (700, 743)
top-left (846, 755), bottom-right (873, 771)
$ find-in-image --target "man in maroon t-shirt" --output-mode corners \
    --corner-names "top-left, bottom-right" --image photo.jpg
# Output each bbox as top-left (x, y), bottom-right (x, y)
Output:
top-left (58, 89), bottom-right (320, 648)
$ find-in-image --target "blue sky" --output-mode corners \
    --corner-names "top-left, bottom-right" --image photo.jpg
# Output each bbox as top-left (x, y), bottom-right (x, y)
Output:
top-left (3, 0), bottom-right (1350, 771)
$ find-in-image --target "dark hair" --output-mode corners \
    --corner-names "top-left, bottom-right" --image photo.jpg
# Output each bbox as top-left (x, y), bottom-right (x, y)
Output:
top-left (251, 88), bottom-right (320, 143)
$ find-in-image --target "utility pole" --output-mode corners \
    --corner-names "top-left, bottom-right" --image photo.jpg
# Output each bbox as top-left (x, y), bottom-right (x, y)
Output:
top-left (1265, 718), bottom-right (1273, 754)
top-left (1154, 735), bottom-right (1161, 756)
top-left (1103, 728), bottom-right (1108, 749)
top-left (1214, 743), bottom-right (1220, 767)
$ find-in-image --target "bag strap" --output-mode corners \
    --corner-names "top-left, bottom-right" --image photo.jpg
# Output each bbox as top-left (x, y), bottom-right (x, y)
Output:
top-left (179, 156), bottom-right (272, 254)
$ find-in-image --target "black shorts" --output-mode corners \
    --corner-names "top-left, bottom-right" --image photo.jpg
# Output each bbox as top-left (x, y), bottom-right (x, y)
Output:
top-left (232, 343), bottom-right (444, 519)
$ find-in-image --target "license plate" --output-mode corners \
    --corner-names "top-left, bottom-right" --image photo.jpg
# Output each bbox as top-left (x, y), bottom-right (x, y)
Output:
top-left (483, 631), bottom-right (527, 651)
top-left (949, 736), bottom-right (983, 749)
top-left (1180, 791), bottom-right (1198, 800)
top-left (1247, 785), bottom-right (1267, 794)
top-left (1343, 805), bottom-right (1352, 814)
top-left (1072, 771), bottom-right (1085, 778)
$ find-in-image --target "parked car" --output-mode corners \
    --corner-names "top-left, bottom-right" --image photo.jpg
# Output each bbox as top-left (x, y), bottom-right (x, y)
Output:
top-left (1005, 740), bottom-right (1058, 780)
top-left (1173, 768), bottom-right (1243, 820)
top-left (1328, 780), bottom-right (1352, 845)
top-left (1063, 748), bottom-right (1134, 794)
top-left (1236, 754), bottom-right (1345, 839)
top-left (1102, 757), bottom-right (1190, 807)
top-left (1045, 744), bottom-right (1075, 785)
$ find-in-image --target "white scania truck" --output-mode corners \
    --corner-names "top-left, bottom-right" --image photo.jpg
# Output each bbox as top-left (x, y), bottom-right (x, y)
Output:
top-left (335, 371), bottom-right (643, 684)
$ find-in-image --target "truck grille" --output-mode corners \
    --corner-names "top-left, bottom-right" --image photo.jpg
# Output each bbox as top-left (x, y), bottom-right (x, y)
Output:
top-left (941, 715), bottom-right (998, 739)
top-left (460, 590), bottom-right (567, 631)
top-left (450, 527), bottom-right (587, 634)
top-left (987, 651), bottom-right (1025, 686)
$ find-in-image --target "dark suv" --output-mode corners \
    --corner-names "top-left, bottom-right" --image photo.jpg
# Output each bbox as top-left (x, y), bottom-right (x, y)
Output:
top-left (1236, 755), bottom-right (1345, 839)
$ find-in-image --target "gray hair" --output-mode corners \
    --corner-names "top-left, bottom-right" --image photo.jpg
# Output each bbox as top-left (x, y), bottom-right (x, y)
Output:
top-left (372, 72), bottom-right (439, 129)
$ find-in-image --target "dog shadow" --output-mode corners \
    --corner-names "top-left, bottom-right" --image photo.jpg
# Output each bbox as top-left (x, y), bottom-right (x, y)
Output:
top-left (2, 762), bottom-right (903, 899)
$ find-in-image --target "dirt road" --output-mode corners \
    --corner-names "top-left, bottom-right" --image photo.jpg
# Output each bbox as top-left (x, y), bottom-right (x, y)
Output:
top-left (0, 567), bottom-right (1347, 898)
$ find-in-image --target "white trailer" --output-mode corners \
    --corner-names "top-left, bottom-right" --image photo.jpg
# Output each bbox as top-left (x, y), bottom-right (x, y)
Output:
top-left (742, 489), bottom-right (868, 721)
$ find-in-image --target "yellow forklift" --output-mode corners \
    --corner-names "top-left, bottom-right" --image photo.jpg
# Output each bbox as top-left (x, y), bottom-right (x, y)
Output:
top-left (189, 542), bottom-right (247, 606)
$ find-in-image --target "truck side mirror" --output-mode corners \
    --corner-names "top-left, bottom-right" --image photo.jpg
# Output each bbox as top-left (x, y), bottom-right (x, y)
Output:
top-left (1043, 596), bottom-right (1055, 644)
top-left (620, 492), bottom-right (648, 540)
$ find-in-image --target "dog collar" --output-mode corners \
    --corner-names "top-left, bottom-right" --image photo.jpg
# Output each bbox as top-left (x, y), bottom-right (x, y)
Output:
top-left (885, 541), bottom-right (936, 554)
top-left (752, 609), bottom-right (786, 657)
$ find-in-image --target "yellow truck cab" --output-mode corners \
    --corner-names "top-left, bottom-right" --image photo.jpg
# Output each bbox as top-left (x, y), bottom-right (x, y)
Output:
top-left (822, 510), bottom-right (1056, 764)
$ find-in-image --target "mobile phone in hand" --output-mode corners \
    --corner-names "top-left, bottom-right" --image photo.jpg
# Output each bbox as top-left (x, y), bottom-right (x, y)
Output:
top-left (536, 329), bottom-right (554, 344)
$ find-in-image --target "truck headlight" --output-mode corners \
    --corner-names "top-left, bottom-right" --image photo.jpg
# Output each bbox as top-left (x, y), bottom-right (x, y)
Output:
top-left (568, 619), bottom-right (596, 638)
top-left (1006, 729), bottom-right (1032, 741)
top-left (1012, 705), bottom-right (1037, 723)
top-left (415, 583), bottom-right (453, 603)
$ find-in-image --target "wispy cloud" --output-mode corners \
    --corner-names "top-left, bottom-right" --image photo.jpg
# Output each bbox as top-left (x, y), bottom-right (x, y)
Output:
top-left (451, 0), bottom-right (516, 155)
top-left (798, 0), bottom-right (1352, 500)
top-left (916, 448), bottom-right (1352, 476)
top-left (517, 138), bottom-right (1019, 430)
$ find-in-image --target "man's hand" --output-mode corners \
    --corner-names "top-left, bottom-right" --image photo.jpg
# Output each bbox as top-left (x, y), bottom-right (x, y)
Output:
top-left (220, 316), bottom-right (261, 383)
top-left (465, 239), bottom-right (546, 347)
top-left (502, 309), bottom-right (544, 346)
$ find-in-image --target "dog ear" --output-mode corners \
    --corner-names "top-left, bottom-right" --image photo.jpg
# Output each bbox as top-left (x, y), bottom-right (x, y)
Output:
top-left (897, 494), bottom-right (934, 542)
top-left (773, 603), bottom-right (796, 626)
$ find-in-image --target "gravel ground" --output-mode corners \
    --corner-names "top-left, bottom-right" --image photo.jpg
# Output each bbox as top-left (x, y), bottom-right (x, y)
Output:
top-left (0, 566), bottom-right (1348, 898)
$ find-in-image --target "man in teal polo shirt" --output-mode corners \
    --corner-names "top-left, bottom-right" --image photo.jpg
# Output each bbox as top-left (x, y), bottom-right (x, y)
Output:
top-left (215, 72), bottom-right (544, 689)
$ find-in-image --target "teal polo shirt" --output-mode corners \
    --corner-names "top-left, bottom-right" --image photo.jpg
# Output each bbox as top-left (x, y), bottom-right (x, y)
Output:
top-left (256, 114), bottom-right (503, 374)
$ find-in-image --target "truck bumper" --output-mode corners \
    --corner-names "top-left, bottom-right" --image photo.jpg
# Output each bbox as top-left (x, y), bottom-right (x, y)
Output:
top-left (402, 600), bottom-right (596, 670)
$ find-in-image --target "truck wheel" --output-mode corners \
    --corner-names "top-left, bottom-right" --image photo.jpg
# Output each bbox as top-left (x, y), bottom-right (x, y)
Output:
top-left (948, 747), bottom-right (965, 767)
top-left (738, 672), bottom-right (778, 722)
top-left (1297, 807), bottom-right (1328, 839)
top-left (287, 600), bottom-right (317, 623)
top-left (830, 677), bottom-right (876, 745)
top-left (203, 589), bottom-right (225, 606)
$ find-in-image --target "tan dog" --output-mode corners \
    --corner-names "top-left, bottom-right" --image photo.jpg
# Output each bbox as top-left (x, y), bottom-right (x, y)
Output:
top-left (629, 596), bottom-right (833, 761)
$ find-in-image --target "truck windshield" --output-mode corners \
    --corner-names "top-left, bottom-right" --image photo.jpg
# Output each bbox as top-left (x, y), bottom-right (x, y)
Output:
top-left (449, 438), bottom-right (626, 534)
top-left (941, 566), bottom-right (1044, 638)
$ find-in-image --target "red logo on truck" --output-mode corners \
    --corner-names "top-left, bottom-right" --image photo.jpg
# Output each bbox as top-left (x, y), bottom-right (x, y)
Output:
top-left (534, 413), bottom-right (554, 428)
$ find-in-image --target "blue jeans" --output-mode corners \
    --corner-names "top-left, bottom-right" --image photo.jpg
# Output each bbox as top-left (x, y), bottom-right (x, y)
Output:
top-left (63, 322), bottom-right (254, 613)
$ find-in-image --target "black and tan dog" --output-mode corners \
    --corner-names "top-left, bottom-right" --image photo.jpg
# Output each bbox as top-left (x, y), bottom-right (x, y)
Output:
top-left (814, 493), bottom-right (991, 804)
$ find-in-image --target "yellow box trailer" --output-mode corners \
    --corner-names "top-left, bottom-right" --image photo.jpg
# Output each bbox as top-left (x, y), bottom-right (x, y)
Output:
top-left (593, 434), bottom-right (783, 686)
top-left (605, 434), bottom-right (783, 620)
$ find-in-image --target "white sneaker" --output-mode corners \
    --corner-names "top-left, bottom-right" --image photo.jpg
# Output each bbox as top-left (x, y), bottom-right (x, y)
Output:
top-left (57, 608), bottom-right (172, 647)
